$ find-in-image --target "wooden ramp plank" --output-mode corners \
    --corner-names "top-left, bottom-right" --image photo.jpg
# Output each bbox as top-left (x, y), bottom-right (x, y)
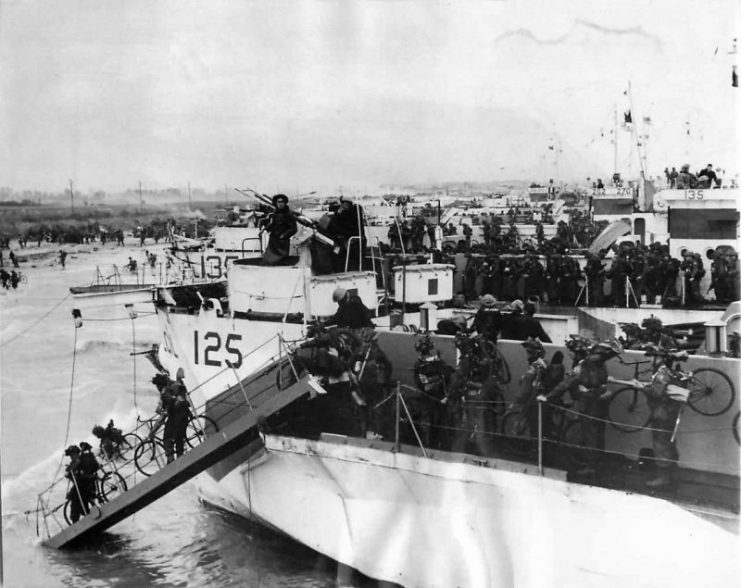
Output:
top-left (43, 375), bottom-right (312, 549)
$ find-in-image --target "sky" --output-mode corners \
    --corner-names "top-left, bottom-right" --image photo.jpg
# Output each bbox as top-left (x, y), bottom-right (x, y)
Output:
top-left (0, 0), bottom-right (738, 193)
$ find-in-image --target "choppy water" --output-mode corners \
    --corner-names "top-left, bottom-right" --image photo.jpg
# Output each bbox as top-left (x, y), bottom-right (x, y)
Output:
top-left (0, 244), bottom-right (343, 587)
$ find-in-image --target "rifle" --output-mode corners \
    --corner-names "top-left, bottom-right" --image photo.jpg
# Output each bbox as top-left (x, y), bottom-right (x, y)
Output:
top-left (234, 188), bottom-right (336, 247)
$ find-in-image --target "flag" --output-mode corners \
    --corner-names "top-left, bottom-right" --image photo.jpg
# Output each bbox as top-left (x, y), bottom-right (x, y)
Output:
top-left (642, 116), bottom-right (652, 125)
top-left (733, 65), bottom-right (738, 88)
top-left (548, 145), bottom-right (554, 150)
top-left (624, 110), bottom-right (632, 124)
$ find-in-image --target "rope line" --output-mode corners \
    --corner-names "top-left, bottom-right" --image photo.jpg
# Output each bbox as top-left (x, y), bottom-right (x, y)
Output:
top-left (0, 293), bottom-right (71, 348)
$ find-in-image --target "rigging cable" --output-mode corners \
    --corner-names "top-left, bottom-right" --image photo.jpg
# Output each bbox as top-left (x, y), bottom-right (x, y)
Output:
top-left (0, 293), bottom-right (71, 348)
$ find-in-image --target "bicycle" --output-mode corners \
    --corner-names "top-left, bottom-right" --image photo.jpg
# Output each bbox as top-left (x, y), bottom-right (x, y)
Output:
top-left (62, 466), bottom-right (127, 525)
top-left (97, 431), bottom-right (141, 462)
top-left (500, 400), bottom-right (589, 467)
top-left (684, 368), bottom-right (735, 416)
top-left (17, 271), bottom-right (28, 285)
top-left (605, 357), bottom-right (654, 433)
top-left (133, 413), bottom-right (219, 477)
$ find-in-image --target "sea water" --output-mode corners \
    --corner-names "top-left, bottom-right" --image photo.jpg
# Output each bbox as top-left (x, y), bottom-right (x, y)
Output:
top-left (0, 244), bottom-right (338, 587)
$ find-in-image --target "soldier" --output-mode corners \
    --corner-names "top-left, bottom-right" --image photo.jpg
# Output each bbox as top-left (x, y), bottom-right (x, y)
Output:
top-left (510, 337), bottom-right (548, 438)
top-left (631, 348), bottom-right (690, 489)
top-left (412, 335), bottom-right (454, 448)
top-left (584, 252), bottom-right (605, 306)
top-left (64, 444), bottom-right (99, 523)
top-left (473, 294), bottom-right (502, 343)
top-left (449, 333), bottom-right (504, 456)
top-left (410, 215), bottom-right (427, 252)
top-left (545, 338), bottom-right (623, 476)
top-left (535, 221), bottom-right (545, 248)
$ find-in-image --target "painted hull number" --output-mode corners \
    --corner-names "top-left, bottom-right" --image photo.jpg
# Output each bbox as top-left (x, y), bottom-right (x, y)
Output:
top-left (193, 330), bottom-right (243, 368)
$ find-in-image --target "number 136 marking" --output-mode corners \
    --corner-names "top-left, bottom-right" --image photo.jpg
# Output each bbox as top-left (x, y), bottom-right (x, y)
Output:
top-left (193, 331), bottom-right (243, 368)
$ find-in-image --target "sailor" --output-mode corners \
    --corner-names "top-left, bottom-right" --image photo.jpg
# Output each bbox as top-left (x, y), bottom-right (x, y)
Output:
top-left (632, 347), bottom-right (689, 489)
top-left (327, 197), bottom-right (366, 272)
top-left (324, 287), bottom-right (374, 330)
top-left (520, 302), bottom-right (551, 343)
top-left (260, 194), bottom-right (298, 266)
top-left (412, 335), bottom-right (454, 448)
top-left (697, 163), bottom-right (720, 188)
top-left (64, 444), bottom-right (98, 523)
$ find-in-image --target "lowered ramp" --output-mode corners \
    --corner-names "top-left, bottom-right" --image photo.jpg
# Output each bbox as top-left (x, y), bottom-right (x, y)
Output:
top-left (43, 374), bottom-right (312, 549)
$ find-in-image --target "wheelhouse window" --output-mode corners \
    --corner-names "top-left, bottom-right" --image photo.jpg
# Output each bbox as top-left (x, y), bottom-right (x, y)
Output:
top-left (593, 198), bottom-right (633, 215)
top-left (669, 209), bottom-right (738, 239)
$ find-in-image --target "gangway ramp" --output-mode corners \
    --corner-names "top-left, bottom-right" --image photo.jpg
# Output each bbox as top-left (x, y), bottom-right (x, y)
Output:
top-left (43, 373), bottom-right (313, 549)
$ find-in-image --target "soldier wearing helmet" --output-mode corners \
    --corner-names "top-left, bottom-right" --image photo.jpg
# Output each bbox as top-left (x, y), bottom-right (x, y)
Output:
top-left (629, 347), bottom-right (690, 489)
top-left (64, 442), bottom-right (99, 523)
top-left (543, 337), bottom-right (623, 476)
top-left (510, 337), bottom-right (548, 437)
top-left (412, 335), bottom-right (454, 448)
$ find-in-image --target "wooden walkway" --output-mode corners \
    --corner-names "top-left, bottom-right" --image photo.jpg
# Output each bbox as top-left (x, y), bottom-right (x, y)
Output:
top-left (43, 374), bottom-right (311, 549)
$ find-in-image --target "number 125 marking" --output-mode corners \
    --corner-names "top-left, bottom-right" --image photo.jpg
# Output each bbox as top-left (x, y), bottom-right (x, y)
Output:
top-left (193, 331), bottom-right (243, 368)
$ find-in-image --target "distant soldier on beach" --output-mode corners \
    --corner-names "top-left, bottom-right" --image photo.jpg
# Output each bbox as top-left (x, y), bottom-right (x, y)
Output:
top-left (9, 250), bottom-right (19, 268)
top-left (59, 250), bottom-right (67, 269)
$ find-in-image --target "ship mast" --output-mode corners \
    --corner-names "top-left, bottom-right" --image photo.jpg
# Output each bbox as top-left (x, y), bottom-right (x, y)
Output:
top-left (613, 105), bottom-right (618, 176)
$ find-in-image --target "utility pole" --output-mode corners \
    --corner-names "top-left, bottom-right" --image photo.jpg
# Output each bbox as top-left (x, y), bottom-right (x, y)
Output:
top-left (138, 181), bottom-right (143, 213)
top-left (187, 181), bottom-right (192, 211)
top-left (69, 179), bottom-right (74, 213)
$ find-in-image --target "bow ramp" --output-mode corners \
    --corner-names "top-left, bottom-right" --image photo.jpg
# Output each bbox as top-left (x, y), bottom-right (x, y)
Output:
top-left (43, 374), bottom-right (312, 549)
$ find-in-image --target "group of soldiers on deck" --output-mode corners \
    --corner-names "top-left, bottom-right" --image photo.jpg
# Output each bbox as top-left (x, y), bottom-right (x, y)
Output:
top-left (298, 286), bottom-right (689, 490)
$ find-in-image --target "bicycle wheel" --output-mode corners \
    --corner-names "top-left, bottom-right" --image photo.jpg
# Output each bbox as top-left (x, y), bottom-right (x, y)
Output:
top-left (686, 368), bottom-right (735, 416)
top-left (185, 414), bottom-right (219, 448)
top-left (115, 433), bottom-right (141, 462)
top-left (134, 439), bottom-right (166, 477)
top-left (99, 471), bottom-right (127, 502)
top-left (20, 274), bottom-right (28, 284)
top-left (276, 358), bottom-right (304, 391)
top-left (733, 411), bottom-right (740, 446)
top-left (607, 387), bottom-right (651, 432)
top-left (63, 500), bottom-right (72, 526)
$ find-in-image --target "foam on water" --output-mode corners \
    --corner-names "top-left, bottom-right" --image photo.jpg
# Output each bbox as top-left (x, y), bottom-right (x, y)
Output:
top-left (1, 243), bottom-right (342, 587)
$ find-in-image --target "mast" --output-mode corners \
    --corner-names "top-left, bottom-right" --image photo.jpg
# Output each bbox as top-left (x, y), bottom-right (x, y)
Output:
top-left (613, 106), bottom-right (618, 175)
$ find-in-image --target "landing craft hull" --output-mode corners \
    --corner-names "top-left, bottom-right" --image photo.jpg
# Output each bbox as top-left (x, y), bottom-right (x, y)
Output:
top-left (196, 435), bottom-right (739, 588)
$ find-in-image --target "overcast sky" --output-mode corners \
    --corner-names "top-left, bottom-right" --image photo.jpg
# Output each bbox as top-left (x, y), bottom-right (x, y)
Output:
top-left (1, 0), bottom-right (738, 193)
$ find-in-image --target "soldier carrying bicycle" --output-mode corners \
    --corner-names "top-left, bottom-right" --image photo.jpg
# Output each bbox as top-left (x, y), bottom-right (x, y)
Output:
top-left (64, 443), bottom-right (100, 523)
top-left (622, 345), bottom-right (691, 489)
top-left (539, 336), bottom-right (623, 477)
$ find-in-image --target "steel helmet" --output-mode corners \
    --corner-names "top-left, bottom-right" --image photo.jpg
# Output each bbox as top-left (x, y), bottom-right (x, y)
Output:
top-left (415, 334), bottom-right (434, 354)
